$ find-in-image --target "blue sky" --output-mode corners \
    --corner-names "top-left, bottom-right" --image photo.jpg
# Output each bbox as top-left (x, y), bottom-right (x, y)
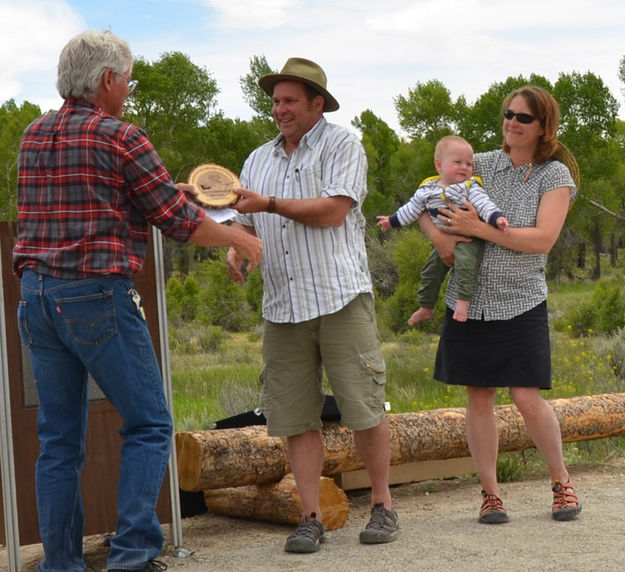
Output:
top-left (2, 0), bottom-right (625, 136)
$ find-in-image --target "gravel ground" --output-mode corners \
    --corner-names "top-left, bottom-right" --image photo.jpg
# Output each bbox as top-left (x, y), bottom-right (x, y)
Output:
top-left (8, 457), bottom-right (625, 572)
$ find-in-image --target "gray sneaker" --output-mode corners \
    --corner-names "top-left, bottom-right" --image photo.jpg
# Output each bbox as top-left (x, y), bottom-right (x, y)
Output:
top-left (284, 513), bottom-right (326, 553)
top-left (359, 503), bottom-right (400, 544)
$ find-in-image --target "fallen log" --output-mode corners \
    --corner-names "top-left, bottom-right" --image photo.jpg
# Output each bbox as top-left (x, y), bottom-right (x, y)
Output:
top-left (176, 392), bottom-right (625, 491)
top-left (176, 424), bottom-right (288, 492)
top-left (203, 473), bottom-right (349, 530)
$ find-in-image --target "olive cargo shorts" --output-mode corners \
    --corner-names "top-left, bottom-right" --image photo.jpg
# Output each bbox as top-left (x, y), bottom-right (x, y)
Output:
top-left (261, 293), bottom-right (387, 437)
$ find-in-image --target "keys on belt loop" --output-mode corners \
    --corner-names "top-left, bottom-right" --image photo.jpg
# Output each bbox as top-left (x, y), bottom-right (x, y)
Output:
top-left (129, 288), bottom-right (146, 320)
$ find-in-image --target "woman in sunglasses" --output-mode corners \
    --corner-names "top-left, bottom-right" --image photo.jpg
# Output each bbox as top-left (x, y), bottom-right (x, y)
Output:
top-left (419, 85), bottom-right (581, 525)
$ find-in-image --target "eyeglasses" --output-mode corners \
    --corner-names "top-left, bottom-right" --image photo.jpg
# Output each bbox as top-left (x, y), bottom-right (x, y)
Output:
top-left (503, 108), bottom-right (536, 124)
top-left (114, 72), bottom-right (138, 95)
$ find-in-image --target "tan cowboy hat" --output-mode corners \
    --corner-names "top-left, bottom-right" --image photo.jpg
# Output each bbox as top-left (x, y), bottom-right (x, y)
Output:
top-left (258, 57), bottom-right (339, 112)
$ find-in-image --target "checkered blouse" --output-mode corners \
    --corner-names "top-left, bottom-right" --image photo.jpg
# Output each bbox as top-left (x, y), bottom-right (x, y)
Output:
top-left (443, 150), bottom-right (577, 320)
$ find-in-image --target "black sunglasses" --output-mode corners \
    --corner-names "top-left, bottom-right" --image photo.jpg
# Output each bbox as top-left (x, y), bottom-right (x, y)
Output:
top-left (503, 108), bottom-right (537, 124)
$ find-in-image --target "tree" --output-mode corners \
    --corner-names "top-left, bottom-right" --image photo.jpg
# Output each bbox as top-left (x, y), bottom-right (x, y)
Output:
top-left (240, 54), bottom-right (276, 122)
top-left (201, 115), bottom-right (275, 173)
top-left (352, 109), bottom-right (400, 217)
top-left (166, 273), bottom-right (202, 323)
top-left (556, 72), bottom-right (618, 145)
top-left (618, 55), bottom-right (625, 94)
top-left (387, 138), bottom-right (437, 204)
top-left (555, 71), bottom-right (621, 278)
top-left (197, 258), bottom-right (254, 331)
top-left (127, 51), bottom-right (218, 129)
top-left (0, 99), bottom-right (41, 220)
top-left (394, 80), bottom-right (458, 141)
top-left (376, 228), bottom-right (441, 333)
top-left (123, 52), bottom-right (220, 180)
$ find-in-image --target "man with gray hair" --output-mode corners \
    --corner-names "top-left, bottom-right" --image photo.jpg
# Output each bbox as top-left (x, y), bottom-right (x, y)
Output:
top-left (13, 30), bottom-right (261, 572)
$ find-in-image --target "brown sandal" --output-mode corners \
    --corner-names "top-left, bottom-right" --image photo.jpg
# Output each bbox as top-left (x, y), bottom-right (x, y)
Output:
top-left (552, 480), bottom-right (582, 521)
top-left (479, 490), bottom-right (509, 524)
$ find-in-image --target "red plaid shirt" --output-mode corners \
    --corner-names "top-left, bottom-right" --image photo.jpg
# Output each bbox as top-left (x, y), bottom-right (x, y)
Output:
top-left (13, 99), bottom-right (205, 278)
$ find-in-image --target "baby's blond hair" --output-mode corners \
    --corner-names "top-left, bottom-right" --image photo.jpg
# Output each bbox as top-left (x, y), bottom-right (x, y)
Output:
top-left (434, 135), bottom-right (472, 159)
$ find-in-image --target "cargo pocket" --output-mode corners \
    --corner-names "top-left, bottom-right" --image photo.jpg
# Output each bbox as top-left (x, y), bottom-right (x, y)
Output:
top-left (361, 349), bottom-right (386, 386)
top-left (358, 348), bottom-right (387, 416)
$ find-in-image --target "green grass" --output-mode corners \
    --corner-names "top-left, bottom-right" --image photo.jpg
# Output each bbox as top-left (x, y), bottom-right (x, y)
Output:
top-left (171, 333), bottom-right (263, 430)
top-left (171, 283), bottom-right (625, 427)
top-left (171, 327), bottom-right (625, 423)
top-left (548, 280), bottom-right (595, 313)
top-left (169, 277), bottom-right (625, 476)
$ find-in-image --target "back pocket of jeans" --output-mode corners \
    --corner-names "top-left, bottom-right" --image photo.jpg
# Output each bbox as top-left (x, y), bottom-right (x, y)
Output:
top-left (56, 289), bottom-right (117, 345)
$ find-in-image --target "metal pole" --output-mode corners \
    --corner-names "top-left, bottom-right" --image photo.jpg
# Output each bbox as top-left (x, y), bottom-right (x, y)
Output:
top-left (0, 233), bottom-right (22, 572)
top-left (151, 226), bottom-right (188, 555)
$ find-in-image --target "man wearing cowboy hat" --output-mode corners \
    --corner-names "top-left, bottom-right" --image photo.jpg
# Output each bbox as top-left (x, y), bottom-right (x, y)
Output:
top-left (226, 57), bottom-right (399, 553)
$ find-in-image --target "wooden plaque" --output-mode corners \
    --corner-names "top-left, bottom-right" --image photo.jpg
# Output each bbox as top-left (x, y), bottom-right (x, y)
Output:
top-left (188, 164), bottom-right (241, 208)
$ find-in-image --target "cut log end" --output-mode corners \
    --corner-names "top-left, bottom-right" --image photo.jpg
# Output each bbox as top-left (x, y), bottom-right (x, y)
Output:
top-left (177, 427), bottom-right (289, 491)
top-left (204, 473), bottom-right (349, 530)
top-left (175, 433), bottom-right (201, 491)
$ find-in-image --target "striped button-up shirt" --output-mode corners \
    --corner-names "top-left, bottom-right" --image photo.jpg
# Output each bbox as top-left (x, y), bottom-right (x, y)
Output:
top-left (13, 99), bottom-right (204, 279)
top-left (235, 117), bottom-right (373, 323)
top-left (444, 150), bottom-right (577, 320)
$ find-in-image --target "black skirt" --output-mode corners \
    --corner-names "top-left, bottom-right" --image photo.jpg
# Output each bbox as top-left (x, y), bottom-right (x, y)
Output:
top-left (434, 301), bottom-right (551, 389)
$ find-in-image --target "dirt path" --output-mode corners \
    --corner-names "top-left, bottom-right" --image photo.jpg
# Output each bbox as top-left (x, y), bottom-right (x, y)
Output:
top-left (7, 458), bottom-right (625, 571)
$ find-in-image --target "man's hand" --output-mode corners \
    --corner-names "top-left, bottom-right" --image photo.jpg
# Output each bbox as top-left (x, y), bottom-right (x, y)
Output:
top-left (224, 222), bottom-right (262, 283)
top-left (233, 188), bottom-right (270, 214)
top-left (175, 182), bottom-right (200, 200)
top-left (234, 233), bottom-right (262, 275)
top-left (226, 246), bottom-right (246, 284)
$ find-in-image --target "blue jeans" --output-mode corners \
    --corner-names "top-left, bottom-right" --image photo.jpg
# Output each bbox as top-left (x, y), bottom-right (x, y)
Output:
top-left (18, 271), bottom-right (173, 572)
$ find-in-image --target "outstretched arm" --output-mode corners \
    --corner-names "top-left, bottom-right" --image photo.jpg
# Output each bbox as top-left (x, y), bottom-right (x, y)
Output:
top-left (189, 217), bottom-right (262, 273)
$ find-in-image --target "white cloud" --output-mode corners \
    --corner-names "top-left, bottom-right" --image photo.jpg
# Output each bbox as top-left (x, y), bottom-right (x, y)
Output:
top-left (182, 1), bottom-right (621, 135)
top-left (0, 0), bottom-right (84, 106)
top-left (2, 0), bottom-right (624, 136)
top-left (203, 0), bottom-right (299, 29)
top-left (364, 0), bottom-right (623, 33)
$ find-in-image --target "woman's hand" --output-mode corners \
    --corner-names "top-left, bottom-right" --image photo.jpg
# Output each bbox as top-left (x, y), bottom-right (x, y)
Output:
top-left (439, 200), bottom-right (482, 237)
top-left (419, 211), bottom-right (471, 267)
